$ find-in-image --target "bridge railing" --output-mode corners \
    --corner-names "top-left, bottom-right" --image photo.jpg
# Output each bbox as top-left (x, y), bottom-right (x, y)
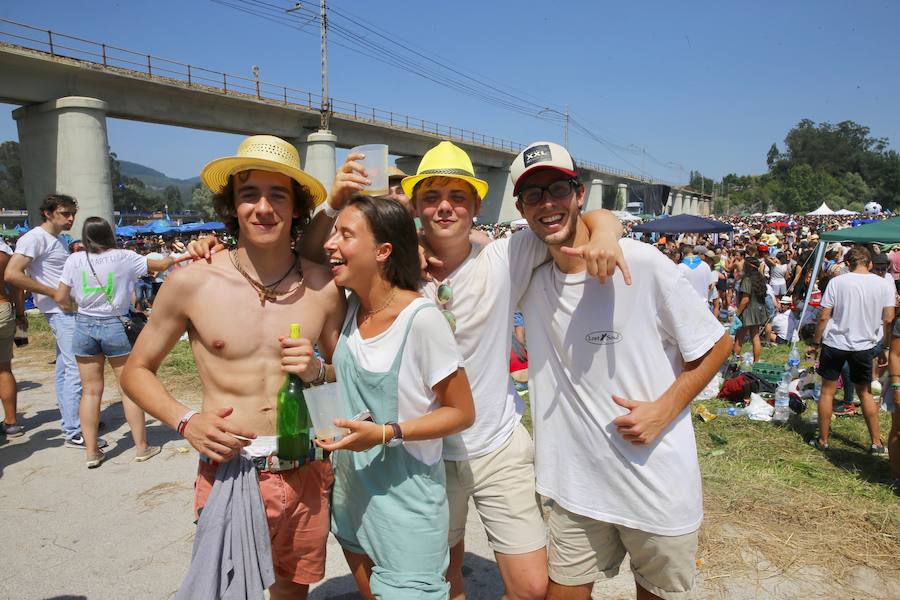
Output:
top-left (0, 17), bottom-right (657, 182)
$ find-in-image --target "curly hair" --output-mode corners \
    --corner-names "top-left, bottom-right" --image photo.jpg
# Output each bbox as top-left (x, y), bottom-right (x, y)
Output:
top-left (211, 171), bottom-right (315, 241)
top-left (742, 256), bottom-right (768, 298)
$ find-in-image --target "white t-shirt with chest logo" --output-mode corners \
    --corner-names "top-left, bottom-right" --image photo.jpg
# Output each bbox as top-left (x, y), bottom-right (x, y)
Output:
top-left (519, 238), bottom-right (724, 535)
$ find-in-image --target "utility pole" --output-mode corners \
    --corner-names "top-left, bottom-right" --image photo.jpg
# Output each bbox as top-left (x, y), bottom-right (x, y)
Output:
top-left (319, 0), bottom-right (329, 130)
top-left (286, 1), bottom-right (329, 130)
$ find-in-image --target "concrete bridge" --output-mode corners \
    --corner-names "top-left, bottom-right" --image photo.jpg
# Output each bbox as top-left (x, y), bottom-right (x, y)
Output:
top-left (0, 19), bottom-right (710, 230)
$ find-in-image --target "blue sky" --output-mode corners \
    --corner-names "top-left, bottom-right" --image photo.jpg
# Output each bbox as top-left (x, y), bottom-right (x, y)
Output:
top-left (1, 0), bottom-right (898, 183)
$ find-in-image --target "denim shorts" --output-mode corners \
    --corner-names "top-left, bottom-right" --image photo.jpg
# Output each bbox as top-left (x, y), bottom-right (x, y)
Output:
top-left (73, 314), bottom-right (132, 358)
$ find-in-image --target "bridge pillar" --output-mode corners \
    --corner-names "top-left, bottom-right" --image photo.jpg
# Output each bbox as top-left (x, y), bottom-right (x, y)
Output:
top-left (584, 179), bottom-right (604, 212)
top-left (690, 195), bottom-right (699, 215)
top-left (13, 96), bottom-right (114, 233)
top-left (477, 167), bottom-right (517, 224)
top-left (615, 183), bottom-right (628, 211)
top-left (394, 156), bottom-right (420, 179)
top-left (673, 192), bottom-right (683, 215)
top-left (300, 130), bottom-right (336, 197)
top-left (666, 192), bottom-right (674, 214)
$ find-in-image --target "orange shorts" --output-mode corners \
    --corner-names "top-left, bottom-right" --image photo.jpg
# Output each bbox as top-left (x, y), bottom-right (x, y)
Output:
top-left (194, 459), bottom-right (334, 585)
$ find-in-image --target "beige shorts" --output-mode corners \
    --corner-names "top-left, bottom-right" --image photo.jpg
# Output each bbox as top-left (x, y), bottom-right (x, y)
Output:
top-left (445, 421), bottom-right (547, 554)
top-left (0, 302), bottom-right (15, 363)
top-left (548, 502), bottom-right (698, 599)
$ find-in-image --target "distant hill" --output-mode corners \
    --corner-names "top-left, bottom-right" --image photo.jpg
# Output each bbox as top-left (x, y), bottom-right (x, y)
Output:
top-left (119, 160), bottom-right (201, 201)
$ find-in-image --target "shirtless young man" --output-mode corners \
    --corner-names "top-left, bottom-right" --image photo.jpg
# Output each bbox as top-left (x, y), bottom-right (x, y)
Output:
top-left (121, 136), bottom-right (346, 600)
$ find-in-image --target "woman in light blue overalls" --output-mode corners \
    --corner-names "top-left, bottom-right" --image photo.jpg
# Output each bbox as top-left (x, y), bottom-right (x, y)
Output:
top-left (314, 195), bottom-right (475, 600)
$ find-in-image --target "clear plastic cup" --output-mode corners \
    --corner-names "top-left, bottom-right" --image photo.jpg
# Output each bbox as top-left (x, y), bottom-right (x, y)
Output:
top-left (304, 383), bottom-right (350, 442)
top-left (350, 144), bottom-right (389, 196)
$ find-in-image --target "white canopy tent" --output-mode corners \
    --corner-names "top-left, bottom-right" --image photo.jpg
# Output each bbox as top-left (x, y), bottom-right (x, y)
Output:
top-left (765, 211), bottom-right (786, 217)
top-left (807, 202), bottom-right (834, 216)
top-left (834, 208), bottom-right (859, 215)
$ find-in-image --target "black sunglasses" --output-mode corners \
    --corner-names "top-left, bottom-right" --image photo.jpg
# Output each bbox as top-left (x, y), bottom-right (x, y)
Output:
top-left (517, 179), bottom-right (579, 206)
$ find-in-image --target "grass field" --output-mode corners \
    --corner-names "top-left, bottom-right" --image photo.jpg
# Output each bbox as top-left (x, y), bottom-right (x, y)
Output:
top-left (693, 342), bottom-right (898, 591)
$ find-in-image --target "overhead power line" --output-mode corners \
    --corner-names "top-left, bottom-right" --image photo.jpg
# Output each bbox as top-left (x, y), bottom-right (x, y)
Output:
top-left (210, 0), bottom-right (687, 179)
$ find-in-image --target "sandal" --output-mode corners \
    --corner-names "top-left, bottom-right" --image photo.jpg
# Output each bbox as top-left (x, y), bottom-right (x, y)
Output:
top-left (808, 439), bottom-right (830, 451)
top-left (135, 445), bottom-right (161, 462)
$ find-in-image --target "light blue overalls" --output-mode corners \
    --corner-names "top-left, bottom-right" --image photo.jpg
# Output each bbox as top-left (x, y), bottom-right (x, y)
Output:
top-left (331, 301), bottom-right (450, 599)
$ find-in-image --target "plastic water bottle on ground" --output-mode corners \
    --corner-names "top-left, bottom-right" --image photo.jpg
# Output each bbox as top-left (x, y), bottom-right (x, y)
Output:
top-left (787, 346), bottom-right (801, 379)
top-left (741, 352), bottom-right (754, 372)
top-left (773, 372), bottom-right (791, 425)
top-left (716, 406), bottom-right (748, 417)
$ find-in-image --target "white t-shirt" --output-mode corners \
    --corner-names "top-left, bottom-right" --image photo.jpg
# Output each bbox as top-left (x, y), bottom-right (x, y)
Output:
top-left (770, 264), bottom-right (788, 287)
top-left (0, 239), bottom-right (13, 255)
top-left (343, 298), bottom-right (463, 465)
top-left (519, 239), bottom-right (724, 535)
top-left (771, 311), bottom-right (791, 341)
top-left (419, 230), bottom-right (547, 461)
top-left (677, 257), bottom-right (712, 302)
top-left (60, 250), bottom-right (148, 317)
top-left (14, 227), bottom-right (70, 314)
top-left (821, 272), bottom-right (895, 351)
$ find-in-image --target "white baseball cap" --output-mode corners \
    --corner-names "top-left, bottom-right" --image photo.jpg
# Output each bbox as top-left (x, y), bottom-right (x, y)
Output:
top-left (510, 141), bottom-right (578, 195)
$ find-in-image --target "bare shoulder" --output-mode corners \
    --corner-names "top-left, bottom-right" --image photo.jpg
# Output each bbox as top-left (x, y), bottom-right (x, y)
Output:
top-left (163, 252), bottom-right (232, 294)
top-left (301, 257), bottom-right (335, 293)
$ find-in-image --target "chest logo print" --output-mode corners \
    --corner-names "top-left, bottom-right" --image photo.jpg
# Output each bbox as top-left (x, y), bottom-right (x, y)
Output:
top-left (585, 331), bottom-right (622, 346)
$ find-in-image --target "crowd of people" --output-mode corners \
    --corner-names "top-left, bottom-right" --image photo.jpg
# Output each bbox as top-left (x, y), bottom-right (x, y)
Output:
top-left (621, 209), bottom-right (899, 474)
top-left (0, 132), bottom-right (896, 600)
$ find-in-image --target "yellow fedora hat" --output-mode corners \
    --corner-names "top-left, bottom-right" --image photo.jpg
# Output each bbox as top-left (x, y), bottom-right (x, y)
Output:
top-left (401, 141), bottom-right (489, 200)
top-left (200, 135), bottom-right (327, 206)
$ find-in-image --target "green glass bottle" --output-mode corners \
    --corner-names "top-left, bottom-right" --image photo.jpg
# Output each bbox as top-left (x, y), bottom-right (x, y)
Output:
top-left (277, 323), bottom-right (312, 461)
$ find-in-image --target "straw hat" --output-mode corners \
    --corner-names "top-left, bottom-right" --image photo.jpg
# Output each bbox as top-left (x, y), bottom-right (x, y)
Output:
top-left (201, 135), bottom-right (327, 206)
top-left (401, 141), bottom-right (489, 200)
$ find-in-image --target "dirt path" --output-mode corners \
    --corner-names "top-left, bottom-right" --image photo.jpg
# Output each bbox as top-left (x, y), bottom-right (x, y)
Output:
top-left (1, 346), bottom-right (897, 599)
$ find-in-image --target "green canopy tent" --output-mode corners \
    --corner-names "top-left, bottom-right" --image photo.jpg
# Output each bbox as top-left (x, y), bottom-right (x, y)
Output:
top-left (819, 217), bottom-right (900, 243)
top-left (796, 217), bottom-right (900, 339)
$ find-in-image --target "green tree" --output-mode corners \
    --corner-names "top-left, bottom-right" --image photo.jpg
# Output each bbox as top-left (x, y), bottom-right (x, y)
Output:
top-left (163, 185), bottom-right (184, 213)
top-left (766, 143), bottom-right (780, 168)
top-left (838, 172), bottom-right (871, 204)
top-left (191, 183), bottom-right (216, 219)
top-left (777, 119), bottom-right (887, 177)
top-left (774, 164), bottom-right (841, 213)
top-left (688, 170), bottom-right (715, 194)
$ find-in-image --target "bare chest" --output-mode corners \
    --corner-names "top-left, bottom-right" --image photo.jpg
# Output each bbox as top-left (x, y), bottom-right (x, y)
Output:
top-left (186, 276), bottom-right (327, 361)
